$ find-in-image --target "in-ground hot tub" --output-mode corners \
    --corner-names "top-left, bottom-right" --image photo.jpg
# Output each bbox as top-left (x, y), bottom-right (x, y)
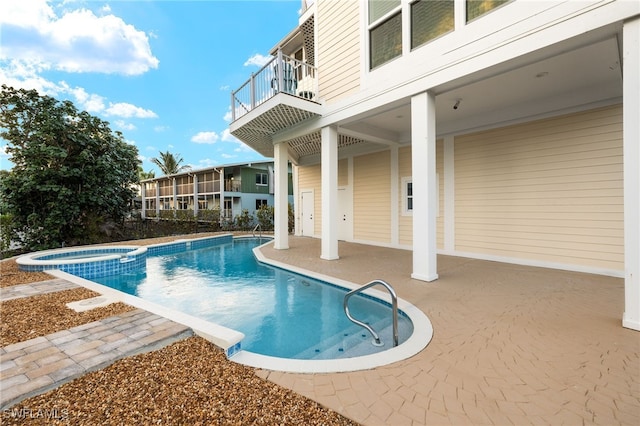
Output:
top-left (16, 246), bottom-right (147, 279)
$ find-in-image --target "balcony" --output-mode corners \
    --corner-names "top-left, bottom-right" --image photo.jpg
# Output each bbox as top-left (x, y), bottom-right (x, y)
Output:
top-left (224, 179), bottom-right (241, 193)
top-left (229, 50), bottom-right (322, 157)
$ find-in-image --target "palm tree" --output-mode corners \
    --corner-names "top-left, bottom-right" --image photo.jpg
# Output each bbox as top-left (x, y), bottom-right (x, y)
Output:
top-left (137, 165), bottom-right (155, 181)
top-left (150, 151), bottom-right (191, 176)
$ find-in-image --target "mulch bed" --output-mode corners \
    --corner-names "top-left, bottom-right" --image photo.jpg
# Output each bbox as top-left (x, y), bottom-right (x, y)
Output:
top-left (0, 260), bottom-right (52, 288)
top-left (0, 287), bottom-right (135, 346)
top-left (3, 337), bottom-right (357, 425)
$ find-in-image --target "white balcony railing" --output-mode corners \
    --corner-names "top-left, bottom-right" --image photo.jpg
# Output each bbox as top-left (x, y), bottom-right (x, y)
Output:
top-left (230, 49), bottom-right (318, 122)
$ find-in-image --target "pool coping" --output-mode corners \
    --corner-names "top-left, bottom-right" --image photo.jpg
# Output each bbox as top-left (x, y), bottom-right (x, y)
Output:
top-left (45, 236), bottom-right (433, 373)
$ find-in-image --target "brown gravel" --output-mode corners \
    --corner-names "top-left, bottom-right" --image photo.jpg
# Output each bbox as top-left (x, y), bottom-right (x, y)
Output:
top-left (0, 259), bottom-right (52, 288)
top-left (0, 287), bottom-right (135, 346)
top-left (1, 233), bottom-right (358, 426)
top-left (3, 337), bottom-right (357, 426)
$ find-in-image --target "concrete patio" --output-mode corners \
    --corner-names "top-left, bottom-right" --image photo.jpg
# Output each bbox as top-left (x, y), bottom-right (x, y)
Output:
top-left (256, 236), bottom-right (639, 425)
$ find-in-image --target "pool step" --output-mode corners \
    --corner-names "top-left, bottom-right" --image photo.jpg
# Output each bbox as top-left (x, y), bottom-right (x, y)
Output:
top-left (293, 317), bottom-right (409, 360)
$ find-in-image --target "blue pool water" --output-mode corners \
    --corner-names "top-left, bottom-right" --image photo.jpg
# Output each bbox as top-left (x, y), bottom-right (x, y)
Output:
top-left (93, 237), bottom-right (413, 359)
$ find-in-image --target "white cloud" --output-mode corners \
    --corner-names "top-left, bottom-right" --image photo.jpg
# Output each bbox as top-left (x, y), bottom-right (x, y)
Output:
top-left (198, 158), bottom-right (216, 168)
top-left (219, 85), bottom-right (230, 91)
top-left (114, 120), bottom-right (136, 131)
top-left (0, 0), bottom-right (158, 75)
top-left (68, 86), bottom-right (105, 113)
top-left (221, 153), bottom-right (235, 159)
top-left (191, 131), bottom-right (220, 144)
top-left (154, 125), bottom-right (169, 132)
top-left (244, 53), bottom-right (272, 67)
top-left (0, 60), bottom-right (155, 122)
top-left (234, 141), bottom-right (254, 153)
top-left (223, 108), bottom-right (233, 123)
top-left (105, 102), bottom-right (157, 118)
top-left (221, 128), bottom-right (237, 142)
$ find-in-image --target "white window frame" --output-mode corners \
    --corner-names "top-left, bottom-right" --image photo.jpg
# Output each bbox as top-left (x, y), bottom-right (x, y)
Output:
top-left (256, 172), bottom-right (268, 186)
top-left (402, 176), bottom-right (413, 216)
top-left (367, 0), bottom-right (403, 70)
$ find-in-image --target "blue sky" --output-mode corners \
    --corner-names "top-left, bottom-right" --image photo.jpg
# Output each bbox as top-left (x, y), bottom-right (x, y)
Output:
top-left (0, 0), bottom-right (301, 175)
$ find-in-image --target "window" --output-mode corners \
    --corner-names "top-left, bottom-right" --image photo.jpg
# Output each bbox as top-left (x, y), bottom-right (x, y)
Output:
top-left (411, 0), bottom-right (454, 49)
top-left (256, 199), bottom-right (268, 210)
top-left (256, 172), bottom-right (268, 186)
top-left (466, 0), bottom-right (509, 22)
top-left (369, 0), bottom-right (402, 69)
top-left (402, 177), bottom-right (413, 216)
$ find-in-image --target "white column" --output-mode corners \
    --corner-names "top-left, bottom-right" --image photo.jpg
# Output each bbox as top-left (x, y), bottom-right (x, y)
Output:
top-left (172, 178), bottom-right (177, 211)
top-left (193, 174), bottom-right (199, 218)
top-left (411, 91), bottom-right (438, 282)
top-left (321, 125), bottom-right (339, 260)
top-left (155, 182), bottom-right (160, 217)
top-left (623, 17), bottom-right (640, 331)
top-left (140, 183), bottom-right (146, 219)
top-left (274, 142), bottom-right (290, 249)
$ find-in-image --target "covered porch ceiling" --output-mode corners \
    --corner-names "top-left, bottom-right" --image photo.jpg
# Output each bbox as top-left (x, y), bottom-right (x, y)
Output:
top-left (235, 28), bottom-right (623, 165)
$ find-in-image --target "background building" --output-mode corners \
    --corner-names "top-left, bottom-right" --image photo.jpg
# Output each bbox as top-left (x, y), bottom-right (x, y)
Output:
top-left (141, 161), bottom-right (293, 223)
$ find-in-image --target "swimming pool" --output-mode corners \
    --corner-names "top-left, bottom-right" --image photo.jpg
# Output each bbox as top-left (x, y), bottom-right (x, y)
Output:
top-left (44, 235), bottom-right (433, 372)
top-left (93, 237), bottom-right (412, 359)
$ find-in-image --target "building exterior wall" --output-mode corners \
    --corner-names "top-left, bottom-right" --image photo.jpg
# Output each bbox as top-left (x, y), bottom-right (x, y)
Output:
top-left (397, 142), bottom-right (444, 249)
top-left (454, 104), bottom-right (624, 272)
top-left (295, 104), bottom-right (622, 274)
top-left (317, 0), bottom-right (360, 104)
top-left (353, 150), bottom-right (391, 243)
top-left (240, 167), bottom-right (271, 194)
top-left (398, 146), bottom-right (412, 246)
top-left (338, 158), bottom-right (348, 187)
top-left (436, 140), bottom-right (444, 249)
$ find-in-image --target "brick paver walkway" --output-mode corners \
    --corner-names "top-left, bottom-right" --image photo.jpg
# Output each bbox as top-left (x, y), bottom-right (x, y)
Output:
top-left (1, 300), bottom-right (192, 409)
top-left (1, 279), bottom-right (80, 302)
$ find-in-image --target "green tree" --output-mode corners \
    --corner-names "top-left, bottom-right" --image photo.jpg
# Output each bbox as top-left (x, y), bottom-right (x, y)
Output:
top-left (150, 150), bottom-right (191, 175)
top-left (0, 85), bottom-right (140, 250)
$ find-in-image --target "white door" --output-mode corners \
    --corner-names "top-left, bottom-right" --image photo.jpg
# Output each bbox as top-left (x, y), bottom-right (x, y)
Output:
top-left (301, 190), bottom-right (314, 237)
top-left (338, 187), bottom-right (352, 241)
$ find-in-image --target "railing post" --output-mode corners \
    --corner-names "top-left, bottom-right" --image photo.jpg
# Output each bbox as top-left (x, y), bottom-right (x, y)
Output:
top-left (230, 91), bottom-right (235, 122)
top-left (277, 49), bottom-right (284, 95)
top-left (250, 73), bottom-right (256, 109)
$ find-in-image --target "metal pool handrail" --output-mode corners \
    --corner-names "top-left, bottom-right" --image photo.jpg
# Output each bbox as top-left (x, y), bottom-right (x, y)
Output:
top-left (252, 223), bottom-right (262, 238)
top-left (343, 279), bottom-right (399, 347)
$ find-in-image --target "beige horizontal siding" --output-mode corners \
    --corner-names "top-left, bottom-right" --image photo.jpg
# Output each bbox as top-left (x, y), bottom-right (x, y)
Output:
top-left (297, 164), bottom-right (322, 236)
top-left (354, 151), bottom-right (391, 243)
top-left (454, 105), bottom-right (623, 271)
top-left (437, 140), bottom-right (444, 249)
top-left (398, 147), bottom-right (412, 246)
top-left (317, 0), bottom-right (360, 103)
top-left (338, 159), bottom-right (348, 187)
